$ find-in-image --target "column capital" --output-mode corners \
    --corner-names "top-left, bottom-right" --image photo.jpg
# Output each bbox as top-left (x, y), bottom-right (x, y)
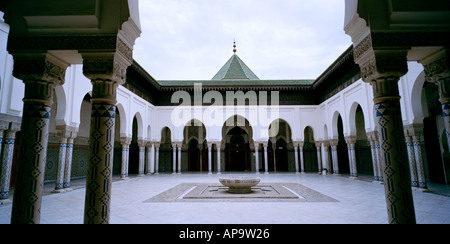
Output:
top-left (421, 49), bottom-right (450, 82)
top-left (81, 36), bottom-right (133, 86)
top-left (13, 53), bottom-right (69, 104)
top-left (138, 139), bottom-right (146, 148)
top-left (153, 142), bottom-right (161, 148)
top-left (120, 137), bottom-right (132, 146)
top-left (329, 139), bottom-right (339, 147)
top-left (345, 135), bottom-right (357, 145)
top-left (315, 141), bottom-right (322, 149)
top-left (356, 49), bottom-right (409, 101)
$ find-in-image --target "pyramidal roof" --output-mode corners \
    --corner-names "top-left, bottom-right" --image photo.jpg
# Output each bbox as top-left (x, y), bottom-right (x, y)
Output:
top-left (212, 54), bottom-right (260, 81)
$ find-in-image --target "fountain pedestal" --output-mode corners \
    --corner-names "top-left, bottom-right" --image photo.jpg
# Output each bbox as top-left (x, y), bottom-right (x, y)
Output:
top-left (219, 176), bottom-right (261, 194)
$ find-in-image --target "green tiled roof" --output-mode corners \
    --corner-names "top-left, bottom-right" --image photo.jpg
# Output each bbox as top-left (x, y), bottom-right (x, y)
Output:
top-left (156, 53), bottom-right (315, 89)
top-left (212, 54), bottom-right (260, 80)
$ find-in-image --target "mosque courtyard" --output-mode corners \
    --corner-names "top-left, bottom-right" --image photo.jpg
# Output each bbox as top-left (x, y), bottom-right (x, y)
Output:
top-left (1, 173), bottom-right (449, 224)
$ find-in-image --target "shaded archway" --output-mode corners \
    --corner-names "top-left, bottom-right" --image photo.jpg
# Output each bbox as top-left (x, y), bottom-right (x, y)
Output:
top-left (353, 104), bottom-right (373, 175)
top-left (159, 127), bottom-right (173, 173)
top-left (337, 115), bottom-right (350, 174)
top-left (268, 119), bottom-right (294, 172)
top-left (183, 119), bottom-right (207, 172)
top-left (303, 126), bottom-right (318, 172)
top-left (129, 116), bottom-right (139, 175)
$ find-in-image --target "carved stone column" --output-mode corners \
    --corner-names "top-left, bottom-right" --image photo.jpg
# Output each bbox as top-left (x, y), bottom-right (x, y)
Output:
top-left (293, 142), bottom-right (300, 174)
top-left (120, 137), bottom-right (131, 180)
top-left (216, 142), bottom-right (222, 174)
top-left (345, 136), bottom-right (358, 178)
top-left (254, 142), bottom-right (260, 174)
top-left (354, 43), bottom-right (416, 224)
top-left (207, 142), bottom-right (213, 175)
top-left (263, 142), bottom-right (269, 174)
top-left (298, 141), bottom-right (305, 174)
top-left (81, 40), bottom-right (132, 224)
top-left (0, 127), bottom-right (18, 201)
top-left (10, 55), bottom-right (67, 224)
top-left (322, 140), bottom-right (330, 174)
top-left (154, 142), bottom-right (161, 175)
top-left (315, 142), bottom-right (322, 174)
top-left (138, 139), bottom-right (146, 176)
top-left (171, 143), bottom-right (177, 174)
top-left (329, 139), bottom-right (339, 175)
top-left (146, 142), bottom-right (154, 174)
top-left (177, 142), bottom-right (182, 174)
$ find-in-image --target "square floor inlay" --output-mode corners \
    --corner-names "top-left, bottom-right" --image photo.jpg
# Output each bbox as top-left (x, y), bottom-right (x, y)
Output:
top-left (144, 183), bottom-right (339, 203)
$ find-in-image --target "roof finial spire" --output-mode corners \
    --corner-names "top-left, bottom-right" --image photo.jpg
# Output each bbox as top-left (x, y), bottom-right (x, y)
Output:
top-left (233, 39), bottom-right (237, 54)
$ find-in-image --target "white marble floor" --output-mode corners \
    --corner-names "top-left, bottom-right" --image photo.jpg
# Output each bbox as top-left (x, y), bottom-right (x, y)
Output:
top-left (1, 173), bottom-right (449, 224)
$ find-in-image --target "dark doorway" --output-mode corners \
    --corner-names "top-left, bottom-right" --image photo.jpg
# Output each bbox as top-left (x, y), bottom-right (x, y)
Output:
top-left (276, 139), bottom-right (289, 171)
top-left (187, 139), bottom-right (200, 171)
top-left (225, 127), bottom-right (251, 172)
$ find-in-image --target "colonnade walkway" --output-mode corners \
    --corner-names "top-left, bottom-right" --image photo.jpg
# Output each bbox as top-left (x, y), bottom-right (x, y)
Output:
top-left (1, 173), bottom-right (449, 224)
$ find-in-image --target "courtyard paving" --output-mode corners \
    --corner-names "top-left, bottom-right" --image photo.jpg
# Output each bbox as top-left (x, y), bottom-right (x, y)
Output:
top-left (1, 173), bottom-right (449, 224)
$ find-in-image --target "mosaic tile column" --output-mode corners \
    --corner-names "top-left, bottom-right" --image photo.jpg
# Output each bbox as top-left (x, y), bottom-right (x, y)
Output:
top-left (345, 136), bottom-right (358, 178)
top-left (412, 133), bottom-right (427, 190)
top-left (367, 131), bottom-right (381, 182)
top-left (0, 129), bottom-right (17, 200)
top-left (53, 136), bottom-right (68, 192)
top-left (404, 133), bottom-right (418, 188)
top-left (330, 139), bottom-right (339, 175)
top-left (82, 50), bottom-right (131, 224)
top-left (63, 133), bottom-right (76, 189)
top-left (10, 57), bottom-right (67, 224)
top-left (138, 140), bottom-right (146, 176)
top-left (407, 125), bottom-right (428, 190)
top-left (120, 137), bottom-right (131, 180)
top-left (372, 77), bottom-right (416, 224)
top-left (354, 46), bottom-right (415, 223)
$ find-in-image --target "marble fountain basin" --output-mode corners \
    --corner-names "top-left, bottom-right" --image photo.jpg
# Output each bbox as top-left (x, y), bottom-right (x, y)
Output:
top-left (219, 176), bottom-right (261, 194)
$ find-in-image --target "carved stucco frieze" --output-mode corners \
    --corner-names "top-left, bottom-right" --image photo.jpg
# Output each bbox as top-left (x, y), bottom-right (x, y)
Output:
top-left (424, 55), bottom-right (450, 101)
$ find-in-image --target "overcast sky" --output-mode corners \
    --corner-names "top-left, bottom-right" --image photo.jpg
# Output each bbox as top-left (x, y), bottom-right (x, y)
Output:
top-left (133, 0), bottom-right (352, 81)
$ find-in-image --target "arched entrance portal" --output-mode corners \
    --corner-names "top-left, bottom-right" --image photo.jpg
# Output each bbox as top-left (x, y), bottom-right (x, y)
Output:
top-left (225, 127), bottom-right (251, 172)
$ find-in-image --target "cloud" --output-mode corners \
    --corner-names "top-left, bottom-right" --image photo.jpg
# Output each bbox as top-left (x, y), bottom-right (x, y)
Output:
top-left (133, 0), bottom-right (352, 80)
